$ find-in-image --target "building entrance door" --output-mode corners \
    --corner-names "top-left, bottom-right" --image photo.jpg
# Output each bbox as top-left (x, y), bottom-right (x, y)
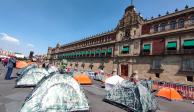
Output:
top-left (121, 64), bottom-right (128, 77)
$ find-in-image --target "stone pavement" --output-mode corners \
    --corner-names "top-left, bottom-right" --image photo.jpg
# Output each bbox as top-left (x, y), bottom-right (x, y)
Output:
top-left (0, 64), bottom-right (31, 112)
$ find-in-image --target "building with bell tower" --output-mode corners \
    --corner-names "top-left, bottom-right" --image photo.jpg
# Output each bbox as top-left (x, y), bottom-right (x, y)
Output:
top-left (48, 3), bottom-right (194, 84)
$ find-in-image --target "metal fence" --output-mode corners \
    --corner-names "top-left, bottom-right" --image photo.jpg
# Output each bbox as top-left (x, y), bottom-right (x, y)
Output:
top-left (152, 80), bottom-right (194, 100)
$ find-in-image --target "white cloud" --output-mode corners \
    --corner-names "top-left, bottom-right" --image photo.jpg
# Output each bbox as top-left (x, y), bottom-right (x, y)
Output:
top-left (27, 43), bottom-right (34, 48)
top-left (0, 33), bottom-right (20, 45)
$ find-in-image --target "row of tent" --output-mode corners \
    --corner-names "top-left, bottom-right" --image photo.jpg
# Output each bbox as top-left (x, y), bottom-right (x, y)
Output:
top-left (83, 71), bottom-right (183, 111)
top-left (16, 64), bottom-right (183, 112)
top-left (71, 71), bottom-right (159, 112)
top-left (16, 64), bottom-right (91, 112)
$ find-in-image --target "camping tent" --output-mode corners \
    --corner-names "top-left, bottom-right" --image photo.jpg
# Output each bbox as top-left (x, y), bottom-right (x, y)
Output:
top-left (74, 73), bottom-right (92, 85)
top-left (16, 68), bottom-right (50, 87)
top-left (156, 87), bottom-right (183, 100)
top-left (17, 64), bottom-right (37, 76)
top-left (19, 73), bottom-right (90, 112)
top-left (104, 80), bottom-right (158, 112)
top-left (16, 61), bottom-right (28, 69)
top-left (139, 80), bottom-right (153, 92)
top-left (105, 75), bottom-right (124, 91)
top-left (93, 70), bottom-right (105, 81)
top-left (47, 65), bottom-right (58, 74)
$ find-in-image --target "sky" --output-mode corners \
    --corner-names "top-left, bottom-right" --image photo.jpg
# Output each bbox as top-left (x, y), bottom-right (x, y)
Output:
top-left (0, 0), bottom-right (194, 56)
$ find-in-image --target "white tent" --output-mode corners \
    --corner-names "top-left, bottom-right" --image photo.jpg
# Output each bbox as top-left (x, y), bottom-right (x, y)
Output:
top-left (16, 68), bottom-right (50, 87)
top-left (48, 65), bottom-right (58, 74)
top-left (105, 75), bottom-right (124, 91)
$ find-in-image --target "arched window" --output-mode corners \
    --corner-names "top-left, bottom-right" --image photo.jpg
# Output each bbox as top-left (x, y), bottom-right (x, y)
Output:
top-left (191, 15), bottom-right (194, 24)
top-left (170, 21), bottom-right (177, 29)
top-left (160, 23), bottom-right (166, 31)
top-left (178, 18), bottom-right (185, 28)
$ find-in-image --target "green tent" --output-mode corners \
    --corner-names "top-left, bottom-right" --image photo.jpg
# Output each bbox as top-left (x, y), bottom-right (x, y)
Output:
top-left (104, 80), bottom-right (158, 112)
top-left (19, 73), bottom-right (90, 112)
top-left (17, 64), bottom-right (37, 76)
top-left (16, 68), bottom-right (50, 87)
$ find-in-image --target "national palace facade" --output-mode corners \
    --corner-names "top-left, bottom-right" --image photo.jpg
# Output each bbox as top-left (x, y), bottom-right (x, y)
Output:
top-left (47, 5), bottom-right (194, 84)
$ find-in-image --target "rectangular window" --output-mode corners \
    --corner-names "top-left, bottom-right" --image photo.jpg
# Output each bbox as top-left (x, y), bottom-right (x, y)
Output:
top-left (152, 59), bottom-right (161, 69)
top-left (101, 49), bottom-right (106, 54)
top-left (170, 21), bottom-right (176, 30)
top-left (187, 76), bottom-right (193, 82)
top-left (122, 46), bottom-right (129, 54)
top-left (167, 41), bottom-right (177, 50)
top-left (160, 23), bottom-right (166, 31)
top-left (94, 49), bottom-right (100, 56)
top-left (86, 51), bottom-right (90, 56)
top-left (183, 39), bottom-right (194, 49)
top-left (155, 73), bottom-right (160, 78)
top-left (154, 25), bottom-right (158, 32)
top-left (107, 48), bottom-right (112, 55)
top-left (91, 51), bottom-right (95, 56)
top-left (182, 59), bottom-right (194, 71)
top-left (143, 44), bottom-right (151, 52)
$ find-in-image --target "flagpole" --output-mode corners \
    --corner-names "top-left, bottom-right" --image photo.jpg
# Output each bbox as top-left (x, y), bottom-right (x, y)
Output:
top-left (131, 0), bottom-right (133, 6)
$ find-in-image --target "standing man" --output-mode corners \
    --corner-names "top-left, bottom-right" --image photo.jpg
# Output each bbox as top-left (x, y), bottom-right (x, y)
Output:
top-left (5, 56), bottom-right (16, 80)
top-left (129, 70), bottom-right (139, 84)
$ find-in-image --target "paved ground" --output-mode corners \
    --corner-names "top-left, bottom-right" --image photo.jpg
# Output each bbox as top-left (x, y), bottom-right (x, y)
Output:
top-left (0, 63), bottom-right (194, 112)
top-left (0, 63), bottom-right (31, 112)
top-left (84, 81), bottom-right (194, 112)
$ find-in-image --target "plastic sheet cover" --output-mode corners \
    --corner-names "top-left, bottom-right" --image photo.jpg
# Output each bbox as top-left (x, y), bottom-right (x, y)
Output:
top-left (104, 80), bottom-right (158, 112)
top-left (17, 64), bottom-right (37, 75)
top-left (16, 68), bottom-right (50, 87)
top-left (19, 73), bottom-right (89, 112)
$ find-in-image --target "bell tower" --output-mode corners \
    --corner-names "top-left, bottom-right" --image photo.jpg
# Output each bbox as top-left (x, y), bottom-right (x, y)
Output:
top-left (116, 3), bottom-right (143, 40)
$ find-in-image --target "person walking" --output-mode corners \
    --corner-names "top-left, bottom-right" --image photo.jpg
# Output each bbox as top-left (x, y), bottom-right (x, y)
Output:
top-left (5, 56), bottom-right (16, 80)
